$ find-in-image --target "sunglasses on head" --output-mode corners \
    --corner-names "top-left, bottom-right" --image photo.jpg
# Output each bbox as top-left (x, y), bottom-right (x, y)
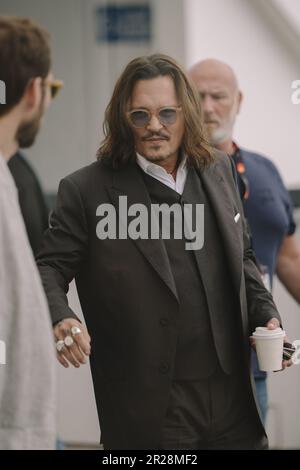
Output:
top-left (44, 78), bottom-right (64, 99)
top-left (127, 106), bottom-right (182, 128)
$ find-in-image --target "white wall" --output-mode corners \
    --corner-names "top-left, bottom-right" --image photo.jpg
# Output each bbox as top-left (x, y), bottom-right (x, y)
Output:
top-left (184, 0), bottom-right (300, 188)
top-left (274, 0), bottom-right (300, 35)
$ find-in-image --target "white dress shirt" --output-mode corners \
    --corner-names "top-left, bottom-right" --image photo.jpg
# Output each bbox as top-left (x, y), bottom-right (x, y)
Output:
top-left (136, 153), bottom-right (188, 195)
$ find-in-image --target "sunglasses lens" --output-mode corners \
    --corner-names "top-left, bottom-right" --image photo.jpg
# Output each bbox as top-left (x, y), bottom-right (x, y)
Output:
top-left (130, 110), bottom-right (149, 127)
top-left (158, 108), bottom-right (177, 125)
top-left (129, 107), bottom-right (179, 127)
top-left (51, 85), bottom-right (58, 98)
top-left (49, 80), bottom-right (63, 99)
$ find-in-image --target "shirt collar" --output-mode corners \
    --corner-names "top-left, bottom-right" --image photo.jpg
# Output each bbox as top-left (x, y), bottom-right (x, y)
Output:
top-left (136, 152), bottom-right (187, 176)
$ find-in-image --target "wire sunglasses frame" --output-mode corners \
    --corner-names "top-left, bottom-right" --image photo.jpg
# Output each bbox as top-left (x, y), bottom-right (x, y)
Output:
top-left (126, 106), bottom-right (182, 128)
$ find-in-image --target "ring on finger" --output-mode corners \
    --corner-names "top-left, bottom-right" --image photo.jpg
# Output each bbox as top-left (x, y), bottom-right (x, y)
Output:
top-left (64, 335), bottom-right (74, 347)
top-left (71, 326), bottom-right (82, 337)
top-left (56, 339), bottom-right (65, 352)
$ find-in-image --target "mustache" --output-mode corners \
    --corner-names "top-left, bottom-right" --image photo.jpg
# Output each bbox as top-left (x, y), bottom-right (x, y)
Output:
top-left (142, 131), bottom-right (169, 141)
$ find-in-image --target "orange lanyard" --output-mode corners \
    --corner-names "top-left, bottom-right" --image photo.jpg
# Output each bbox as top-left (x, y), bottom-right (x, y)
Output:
top-left (231, 146), bottom-right (250, 201)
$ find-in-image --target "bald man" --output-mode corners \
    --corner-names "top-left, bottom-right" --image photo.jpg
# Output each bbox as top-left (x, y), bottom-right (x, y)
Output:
top-left (189, 59), bottom-right (300, 423)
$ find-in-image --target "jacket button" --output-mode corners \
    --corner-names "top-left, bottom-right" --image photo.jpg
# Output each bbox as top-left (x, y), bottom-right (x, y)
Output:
top-left (160, 318), bottom-right (169, 327)
top-left (159, 362), bottom-right (170, 374)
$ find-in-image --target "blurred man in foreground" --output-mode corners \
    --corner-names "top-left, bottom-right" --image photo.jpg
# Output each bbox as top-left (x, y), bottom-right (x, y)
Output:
top-left (0, 16), bottom-right (61, 449)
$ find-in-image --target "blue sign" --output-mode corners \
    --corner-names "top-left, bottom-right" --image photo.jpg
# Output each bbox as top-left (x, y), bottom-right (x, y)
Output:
top-left (96, 5), bottom-right (151, 43)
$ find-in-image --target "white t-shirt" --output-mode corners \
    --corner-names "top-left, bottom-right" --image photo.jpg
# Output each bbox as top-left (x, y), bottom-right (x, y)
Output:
top-left (0, 153), bottom-right (56, 449)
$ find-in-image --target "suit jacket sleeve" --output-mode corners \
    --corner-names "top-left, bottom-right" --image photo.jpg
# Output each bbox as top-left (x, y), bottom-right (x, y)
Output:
top-left (227, 156), bottom-right (282, 333)
top-left (36, 176), bottom-right (88, 325)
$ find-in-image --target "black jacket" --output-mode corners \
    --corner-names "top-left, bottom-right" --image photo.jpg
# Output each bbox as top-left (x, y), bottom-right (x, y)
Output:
top-left (8, 152), bottom-right (49, 255)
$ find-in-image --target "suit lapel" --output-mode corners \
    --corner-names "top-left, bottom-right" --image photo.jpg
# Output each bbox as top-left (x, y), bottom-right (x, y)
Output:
top-left (106, 158), bottom-right (242, 298)
top-left (199, 162), bottom-right (243, 292)
top-left (107, 163), bottom-right (178, 301)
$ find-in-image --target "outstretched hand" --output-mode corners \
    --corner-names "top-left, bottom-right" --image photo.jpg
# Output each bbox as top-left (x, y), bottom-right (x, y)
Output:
top-left (53, 318), bottom-right (91, 368)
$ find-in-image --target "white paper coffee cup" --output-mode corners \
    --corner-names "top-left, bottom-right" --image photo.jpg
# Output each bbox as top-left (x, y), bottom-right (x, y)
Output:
top-left (252, 327), bottom-right (285, 372)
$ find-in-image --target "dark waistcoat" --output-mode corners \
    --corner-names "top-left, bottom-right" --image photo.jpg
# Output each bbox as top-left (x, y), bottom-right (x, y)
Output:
top-left (141, 166), bottom-right (242, 378)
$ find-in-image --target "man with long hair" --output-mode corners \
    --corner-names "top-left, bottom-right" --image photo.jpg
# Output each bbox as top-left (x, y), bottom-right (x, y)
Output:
top-left (0, 16), bottom-right (59, 449)
top-left (37, 54), bottom-right (290, 450)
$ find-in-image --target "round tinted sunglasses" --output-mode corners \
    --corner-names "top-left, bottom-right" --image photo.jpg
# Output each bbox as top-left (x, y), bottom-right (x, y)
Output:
top-left (127, 106), bottom-right (182, 128)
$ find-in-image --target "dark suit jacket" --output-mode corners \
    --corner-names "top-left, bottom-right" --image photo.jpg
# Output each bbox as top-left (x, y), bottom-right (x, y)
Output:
top-left (8, 152), bottom-right (49, 255)
top-left (36, 150), bottom-right (281, 449)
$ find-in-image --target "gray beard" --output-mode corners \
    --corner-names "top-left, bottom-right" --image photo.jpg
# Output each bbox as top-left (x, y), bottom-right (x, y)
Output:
top-left (209, 127), bottom-right (232, 146)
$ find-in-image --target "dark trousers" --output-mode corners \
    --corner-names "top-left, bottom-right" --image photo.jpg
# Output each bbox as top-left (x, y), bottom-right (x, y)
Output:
top-left (160, 365), bottom-right (268, 450)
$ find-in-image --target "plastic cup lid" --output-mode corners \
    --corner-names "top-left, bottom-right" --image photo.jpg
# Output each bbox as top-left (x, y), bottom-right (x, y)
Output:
top-left (252, 326), bottom-right (285, 338)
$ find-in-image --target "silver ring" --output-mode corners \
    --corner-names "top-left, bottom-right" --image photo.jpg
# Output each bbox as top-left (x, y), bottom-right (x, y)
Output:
top-left (71, 326), bottom-right (82, 337)
top-left (56, 340), bottom-right (65, 352)
top-left (64, 335), bottom-right (74, 347)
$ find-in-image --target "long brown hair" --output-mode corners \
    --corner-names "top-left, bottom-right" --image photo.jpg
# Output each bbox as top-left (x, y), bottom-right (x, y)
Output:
top-left (97, 54), bottom-right (213, 169)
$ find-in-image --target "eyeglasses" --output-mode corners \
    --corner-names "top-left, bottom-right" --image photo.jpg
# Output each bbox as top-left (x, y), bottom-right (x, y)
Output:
top-left (44, 78), bottom-right (64, 99)
top-left (127, 106), bottom-right (182, 128)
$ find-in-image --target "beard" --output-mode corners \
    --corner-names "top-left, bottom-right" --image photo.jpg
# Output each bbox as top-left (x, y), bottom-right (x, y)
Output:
top-left (143, 150), bottom-right (171, 162)
top-left (208, 125), bottom-right (232, 146)
top-left (204, 111), bottom-right (237, 147)
top-left (16, 98), bottom-right (44, 148)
